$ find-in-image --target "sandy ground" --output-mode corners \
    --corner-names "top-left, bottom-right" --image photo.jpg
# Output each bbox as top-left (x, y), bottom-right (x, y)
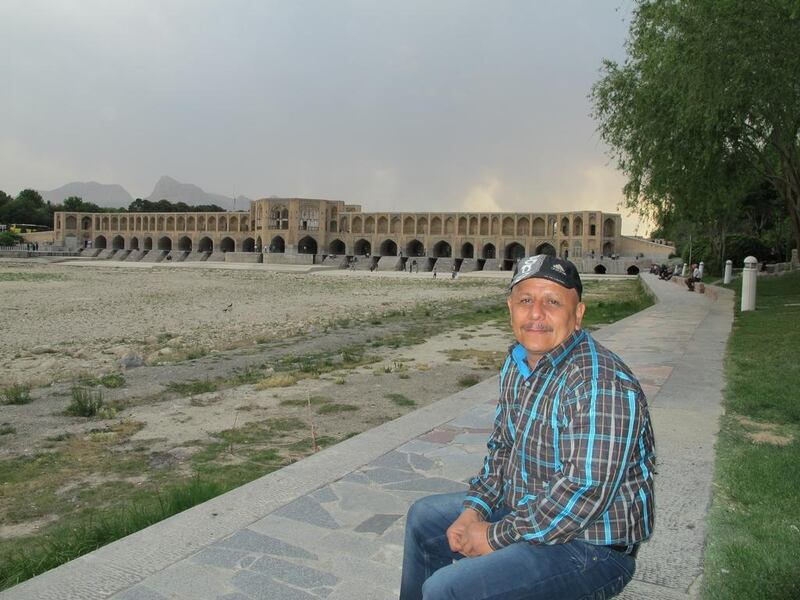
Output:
top-left (0, 259), bottom-right (507, 386)
top-left (0, 259), bottom-right (514, 541)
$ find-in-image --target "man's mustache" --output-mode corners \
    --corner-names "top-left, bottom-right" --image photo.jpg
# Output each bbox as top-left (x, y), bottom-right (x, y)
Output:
top-left (521, 324), bottom-right (553, 332)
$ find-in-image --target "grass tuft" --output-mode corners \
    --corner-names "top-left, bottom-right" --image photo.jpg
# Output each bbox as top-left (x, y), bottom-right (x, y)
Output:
top-left (255, 373), bottom-right (298, 389)
top-left (1, 384), bottom-right (32, 405)
top-left (458, 375), bottom-right (481, 389)
top-left (65, 387), bottom-right (104, 417)
top-left (166, 379), bottom-right (217, 395)
top-left (386, 393), bottom-right (415, 407)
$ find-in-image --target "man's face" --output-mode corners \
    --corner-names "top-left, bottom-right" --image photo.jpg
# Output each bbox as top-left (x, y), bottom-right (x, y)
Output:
top-left (507, 277), bottom-right (585, 368)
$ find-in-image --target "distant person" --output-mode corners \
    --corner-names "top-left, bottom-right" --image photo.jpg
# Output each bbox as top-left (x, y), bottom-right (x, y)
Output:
top-left (400, 254), bottom-right (656, 600)
top-left (686, 263), bottom-right (701, 291)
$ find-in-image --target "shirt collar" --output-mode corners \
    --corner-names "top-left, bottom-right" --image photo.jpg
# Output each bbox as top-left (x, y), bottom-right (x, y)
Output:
top-left (511, 329), bottom-right (586, 376)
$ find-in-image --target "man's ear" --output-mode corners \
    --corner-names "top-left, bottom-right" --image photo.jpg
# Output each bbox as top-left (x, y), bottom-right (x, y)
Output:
top-left (574, 302), bottom-right (586, 329)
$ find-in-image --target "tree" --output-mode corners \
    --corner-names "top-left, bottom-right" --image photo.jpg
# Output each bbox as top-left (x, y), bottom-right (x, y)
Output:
top-left (591, 0), bottom-right (800, 254)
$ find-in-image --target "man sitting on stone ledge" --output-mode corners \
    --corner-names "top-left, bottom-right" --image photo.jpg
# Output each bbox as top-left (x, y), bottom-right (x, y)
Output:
top-left (400, 254), bottom-right (656, 600)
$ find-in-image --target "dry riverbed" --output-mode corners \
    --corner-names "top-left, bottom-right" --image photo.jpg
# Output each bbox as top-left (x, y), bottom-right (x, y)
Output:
top-left (0, 259), bottom-right (647, 580)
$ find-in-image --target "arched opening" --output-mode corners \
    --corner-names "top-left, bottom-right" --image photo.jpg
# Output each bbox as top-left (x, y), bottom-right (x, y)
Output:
top-left (458, 217), bottom-right (467, 235)
top-left (627, 265), bottom-right (640, 275)
top-left (256, 236), bottom-right (262, 251)
top-left (102, 216), bottom-right (110, 230)
top-left (561, 217), bottom-right (570, 236)
top-left (354, 238), bottom-right (371, 256)
top-left (535, 243), bottom-right (556, 256)
top-left (65, 215), bottom-right (77, 229)
top-left (112, 235), bottom-right (125, 250)
top-left (559, 240), bottom-right (569, 259)
top-left (130, 237), bottom-right (140, 250)
top-left (242, 238), bottom-right (255, 252)
top-left (229, 216), bottom-right (238, 231)
top-left (430, 217), bottom-right (442, 235)
top-left (329, 239), bottom-right (346, 254)
top-left (298, 236), bottom-right (318, 254)
top-left (158, 236), bottom-right (172, 251)
top-left (198, 237), bottom-right (213, 252)
top-left (380, 239), bottom-right (398, 256)
top-left (603, 218), bottom-right (615, 237)
top-left (532, 217), bottom-right (545, 236)
top-left (187, 216), bottom-right (195, 231)
top-left (144, 237), bottom-right (153, 251)
top-left (502, 217), bottom-right (515, 235)
top-left (516, 217), bottom-right (529, 237)
top-left (594, 264), bottom-right (607, 274)
top-left (482, 243), bottom-right (496, 259)
top-left (220, 237), bottom-right (235, 253)
top-left (218, 216), bottom-right (228, 231)
top-left (390, 217), bottom-right (401, 234)
top-left (433, 240), bottom-right (451, 258)
top-left (377, 216), bottom-right (388, 233)
top-left (94, 235), bottom-right (107, 249)
top-left (403, 217), bottom-right (415, 234)
top-left (352, 216), bottom-right (363, 233)
top-left (111, 216), bottom-right (118, 230)
top-left (364, 217), bottom-right (375, 234)
top-left (177, 216), bottom-right (185, 230)
top-left (573, 217), bottom-right (583, 236)
top-left (166, 216), bottom-right (175, 231)
top-left (417, 217), bottom-right (428, 234)
top-left (406, 239), bottom-right (424, 257)
top-left (505, 242), bottom-right (525, 261)
top-left (602, 242), bottom-right (614, 256)
top-left (270, 236), bottom-right (285, 253)
top-left (469, 217), bottom-right (478, 235)
top-left (178, 236), bottom-right (192, 251)
top-left (461, 242), bottom-right (474, 259)
top-left (81, 216), bottom-right (91, 230)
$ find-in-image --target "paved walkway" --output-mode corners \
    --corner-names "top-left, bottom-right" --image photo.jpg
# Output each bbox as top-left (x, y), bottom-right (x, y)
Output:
top-left (3, 274), bottom-right (733, 600)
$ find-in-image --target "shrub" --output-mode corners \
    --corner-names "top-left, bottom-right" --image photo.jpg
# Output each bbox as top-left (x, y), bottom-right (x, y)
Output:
top-left (1, 384), bottom-right (32, 405)
top-left (65, 387), bottom-right (104, 417)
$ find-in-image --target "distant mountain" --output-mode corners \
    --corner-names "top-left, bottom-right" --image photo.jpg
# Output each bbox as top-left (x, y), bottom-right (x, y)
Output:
top-left (147, 175), bottom-right (251, 209)
top-left (41, 181), bottom-right (133, 208)
top-left (39, 176), bottom-right (253, 210)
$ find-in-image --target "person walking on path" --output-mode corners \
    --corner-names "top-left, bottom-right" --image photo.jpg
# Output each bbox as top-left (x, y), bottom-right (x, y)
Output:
top-left (400, 254), bottom-right (657, 600)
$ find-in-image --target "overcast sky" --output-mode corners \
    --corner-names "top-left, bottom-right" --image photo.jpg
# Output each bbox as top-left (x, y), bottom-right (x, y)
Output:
top-left (0, 1), bottom-right (646, 233)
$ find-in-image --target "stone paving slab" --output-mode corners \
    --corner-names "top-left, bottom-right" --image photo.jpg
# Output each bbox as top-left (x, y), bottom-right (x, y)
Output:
top-left (3, 274), bottom-right (733, 600)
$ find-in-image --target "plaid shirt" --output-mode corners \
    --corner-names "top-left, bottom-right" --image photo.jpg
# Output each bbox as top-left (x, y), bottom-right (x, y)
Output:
top-left (464, 329), bottom-right (656, 549)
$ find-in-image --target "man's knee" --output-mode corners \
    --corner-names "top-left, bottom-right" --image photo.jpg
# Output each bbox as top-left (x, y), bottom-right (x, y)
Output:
top-left (421, 566), bottom-right (459, 600)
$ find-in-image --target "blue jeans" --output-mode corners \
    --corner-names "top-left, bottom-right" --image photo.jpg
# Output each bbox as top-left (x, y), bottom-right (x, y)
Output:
top-left (400, 492), bottom-right (636, 600)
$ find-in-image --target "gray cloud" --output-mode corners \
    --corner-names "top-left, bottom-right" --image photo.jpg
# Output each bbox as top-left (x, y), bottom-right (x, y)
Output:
top-left (0, 0), bottom-right (646, 232)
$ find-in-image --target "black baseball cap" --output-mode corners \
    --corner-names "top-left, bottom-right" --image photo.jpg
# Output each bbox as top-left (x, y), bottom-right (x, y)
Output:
top-left (509, 254), bottom-right (583, 299)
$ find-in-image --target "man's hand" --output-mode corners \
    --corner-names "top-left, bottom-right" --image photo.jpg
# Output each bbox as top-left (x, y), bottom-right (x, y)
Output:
top-left (446, 509), bottom-right (494, 557)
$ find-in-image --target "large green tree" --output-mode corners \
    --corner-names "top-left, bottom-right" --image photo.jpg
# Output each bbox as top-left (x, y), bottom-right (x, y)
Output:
top-left (592, 0), bottom-right (800, 256)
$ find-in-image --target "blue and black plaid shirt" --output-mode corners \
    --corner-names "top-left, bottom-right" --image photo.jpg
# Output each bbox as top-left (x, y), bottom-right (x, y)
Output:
top-left (464, 329), bottom-right (656, 549)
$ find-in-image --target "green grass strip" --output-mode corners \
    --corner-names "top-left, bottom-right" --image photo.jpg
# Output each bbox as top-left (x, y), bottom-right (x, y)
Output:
top-left (702, 272), bottom-right (800, 600)
top-left (0, 477), bottom-right (228, 591)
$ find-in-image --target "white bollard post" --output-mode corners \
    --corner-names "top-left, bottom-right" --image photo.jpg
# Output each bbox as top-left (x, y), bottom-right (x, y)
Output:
top-left (698, 261), bottom-right (705, 279)
top-left (682, 263), bottom-right (688, 277)
top-left (741, 256), bottom-right (757, 311)
top-left (723, 259), bottom-right (733, 285)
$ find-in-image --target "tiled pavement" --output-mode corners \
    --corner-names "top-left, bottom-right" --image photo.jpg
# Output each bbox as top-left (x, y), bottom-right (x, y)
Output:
top-left (3, 274), bottom-right (733, 600)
